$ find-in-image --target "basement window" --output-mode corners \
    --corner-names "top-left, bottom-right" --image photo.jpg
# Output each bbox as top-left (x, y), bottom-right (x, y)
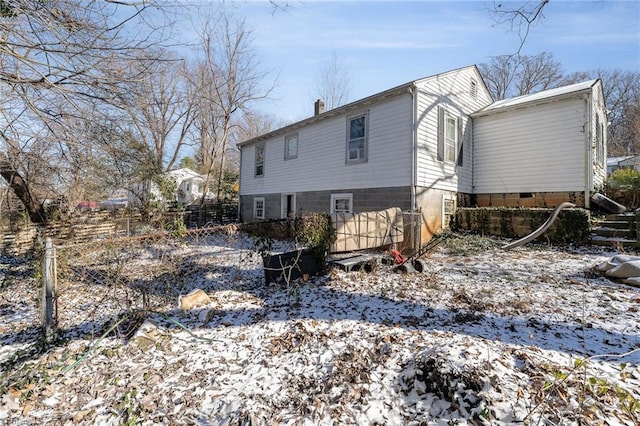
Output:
top-left (519, 192), bottom-right (534, 198)
top-left (331, 193), bottom-right (353, 214)
top-left (253, 197), bottom-right (265, 219)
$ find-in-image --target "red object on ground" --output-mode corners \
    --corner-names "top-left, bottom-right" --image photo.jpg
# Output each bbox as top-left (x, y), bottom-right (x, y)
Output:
top-left (390, 250), bottom-right (405, 265)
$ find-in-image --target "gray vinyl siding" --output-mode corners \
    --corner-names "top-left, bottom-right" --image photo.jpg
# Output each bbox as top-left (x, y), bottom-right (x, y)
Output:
top-left (473, 97), bottom-right (588, 193)
top-left (414, 67), bottom-right (492, 194)
top-left (239, 94), bottom-right (413, 197)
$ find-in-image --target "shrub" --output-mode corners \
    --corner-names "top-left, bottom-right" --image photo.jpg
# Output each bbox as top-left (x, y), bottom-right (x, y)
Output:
top-left (606, 168), bottom-right (640, 209)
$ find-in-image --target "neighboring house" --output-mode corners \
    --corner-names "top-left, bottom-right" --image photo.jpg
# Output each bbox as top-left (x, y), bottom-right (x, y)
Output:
top-left (237, 65), bottom-right (608, 241)
top-left (608, 156), bottom-right (640, 175)
top-left (117, 168), bottom-right (212, 208)
top-left (166, 168), bottom-right (210, 205)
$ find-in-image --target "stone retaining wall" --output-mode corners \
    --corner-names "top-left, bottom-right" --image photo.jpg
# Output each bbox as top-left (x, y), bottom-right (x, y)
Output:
top-left (453, 207), bottom-right (591, 244)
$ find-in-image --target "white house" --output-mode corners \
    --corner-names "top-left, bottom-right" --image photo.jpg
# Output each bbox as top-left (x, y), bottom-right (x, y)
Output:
top-left (166, 168), bottom-right (210, 205)
top-left (237, 66), bottom-right (608, 241)
top-left (608, 156), bottom-right (640, 175)
top-left (118, 168), bottom-right (212, 207)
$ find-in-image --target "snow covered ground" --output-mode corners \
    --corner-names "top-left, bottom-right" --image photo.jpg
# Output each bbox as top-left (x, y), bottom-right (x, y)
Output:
top-left (0, 232), bottom-right (639, 425)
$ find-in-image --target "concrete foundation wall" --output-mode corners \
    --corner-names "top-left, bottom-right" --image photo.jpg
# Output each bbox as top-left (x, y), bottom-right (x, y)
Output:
top-left (240, 186), bottom-right (412, 222)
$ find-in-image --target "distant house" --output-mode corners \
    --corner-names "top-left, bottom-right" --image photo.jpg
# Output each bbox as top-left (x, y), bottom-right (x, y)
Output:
top-left (167, 168), bottom-right (211, 205)
top-left (114, 168), bottom-right (212, 208)
top-left (608, 156), bottom-right (640, 174)
top-left (237, 65), bottom-right (608, 241)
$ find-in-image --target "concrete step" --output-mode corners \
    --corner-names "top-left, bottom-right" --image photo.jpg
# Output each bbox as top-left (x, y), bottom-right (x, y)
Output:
top-left (591, 227), bottom-right (634, 238)
top-left (604, 213), bottom-right (636, 222)
top-left (593, 220), bottom-right (634, 230)
top-left (589, 235), bottom-right (638, 248)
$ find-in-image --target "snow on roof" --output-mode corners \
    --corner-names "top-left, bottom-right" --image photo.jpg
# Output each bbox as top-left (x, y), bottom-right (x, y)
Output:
top-left (167, 167), bottom-right (204, 182)
top-left (607, 156), bottom-right (633, 166)
top-left (476, 79), bottom-right (599, 114)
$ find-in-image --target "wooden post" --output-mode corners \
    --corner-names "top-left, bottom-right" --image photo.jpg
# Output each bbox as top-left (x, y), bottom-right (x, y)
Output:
top-left (42, 237), bottom-right (57, 341)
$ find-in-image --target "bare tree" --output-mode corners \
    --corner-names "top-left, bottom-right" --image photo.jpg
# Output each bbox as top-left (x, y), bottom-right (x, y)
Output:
top-left (116, 53), bottom-right (195, 172)
top-left (490, 0), bottom-right (550, 54)
top-left (189, 12), bottom-right (273, 202)
top-left (105, 52), bottom-right (197, 206)
top-left (563, 69), bottom-right (640, 156)
top-left (479, 52), bottom-right (563, 100)
top-left (478, 55), bottom-right (521, 101)
top-left (0, 0), bottom-right (167, 222)
top-left (516, 52), bottom-right (563, 95)
top-left (312, 51), bottom-right (351, 111)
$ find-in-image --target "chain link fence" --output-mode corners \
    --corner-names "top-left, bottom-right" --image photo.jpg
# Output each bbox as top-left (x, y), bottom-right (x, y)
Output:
top-left (1, 207), bottom-right (422, 349)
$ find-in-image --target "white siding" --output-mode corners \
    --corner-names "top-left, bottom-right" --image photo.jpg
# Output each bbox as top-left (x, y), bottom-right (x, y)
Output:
top-left (590, 81), bottom-right (608, 189)
top-left (473, 97), bottom-right (588, 193)
top-left (414, 67), bottom-right (493, 193)
top-left (240, 94), bottom-right (413, 195)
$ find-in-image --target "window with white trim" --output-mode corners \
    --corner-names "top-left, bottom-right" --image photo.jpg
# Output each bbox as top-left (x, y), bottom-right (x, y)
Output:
top-left (442, 195), bottom-right (456, 229)
top-left (437, 106), bottom-right (462, 165)
top-left (253, 197), bottom-right (265, 219)
top-left (284, 134), bottom-right (298, 160)
top-left (346, 113), bottom-right (368, 164)
top-left (444, 113), bottom-right (458, 163)
top-left (330, 193), bottom-right (353, 214)
top-left (255, 144), bottom-right (265, 177)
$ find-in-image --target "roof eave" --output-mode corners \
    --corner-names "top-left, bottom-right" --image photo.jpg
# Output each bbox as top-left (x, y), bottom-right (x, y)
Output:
top-left (237, 83), bottom-right (414, 148)
top-left (471, 81), bottom-right (598, 118)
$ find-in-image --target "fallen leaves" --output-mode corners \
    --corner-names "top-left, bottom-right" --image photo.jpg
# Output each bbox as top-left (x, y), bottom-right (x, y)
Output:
top-left (0, 233), bottom-right (639, 425)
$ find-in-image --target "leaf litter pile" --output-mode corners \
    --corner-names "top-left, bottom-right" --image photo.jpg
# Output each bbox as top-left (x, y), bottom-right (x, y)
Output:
top-left (1, 231), bottom-right (639, 425)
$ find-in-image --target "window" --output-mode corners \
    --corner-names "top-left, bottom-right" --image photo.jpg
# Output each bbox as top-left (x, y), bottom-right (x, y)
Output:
top-left (595, 115), bottom-right (605, 166)
top-left (599, 121), bottom-right (605, 164)
top-left (442, 195), bottom-right (456, 229)
top-left (346, 113), bottom-right (368, 164)
top-left (284, 134), bottom-right (298, 160)
top-left (444, 114), bottom-right (457, 163)
top-left (470, 79), bottom-right (477, 99)
top-left (255, 144), bottom-right (265, 177)
top-left (253, 197), bottom-right (265, 219)
top-left (330, 193), bottom-right (353, 214)
top-left (437, 106), bottom-right (461, 165)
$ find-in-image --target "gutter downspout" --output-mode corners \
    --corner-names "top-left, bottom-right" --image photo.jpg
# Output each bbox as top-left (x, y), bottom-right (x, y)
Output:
top-left (585, 94), bottom-right (592, 209)
top-left (410, 84), bottom-right (417, 210)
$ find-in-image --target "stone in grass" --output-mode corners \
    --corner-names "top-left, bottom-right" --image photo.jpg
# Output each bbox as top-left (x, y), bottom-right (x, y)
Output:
top-left (178, 288), bottom-right (211, 310)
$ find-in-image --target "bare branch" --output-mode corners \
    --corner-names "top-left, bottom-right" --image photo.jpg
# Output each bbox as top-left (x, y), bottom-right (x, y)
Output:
top-left (491, 0), bottom-right (550, 55)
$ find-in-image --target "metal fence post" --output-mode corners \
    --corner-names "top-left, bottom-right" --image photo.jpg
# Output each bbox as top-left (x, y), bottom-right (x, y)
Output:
top-left (42, 237), bottom-right (57, 341)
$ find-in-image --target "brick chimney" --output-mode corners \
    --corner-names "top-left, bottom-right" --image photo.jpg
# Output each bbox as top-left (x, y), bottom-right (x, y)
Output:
top-left (314, 99), bottom-right (325, 116)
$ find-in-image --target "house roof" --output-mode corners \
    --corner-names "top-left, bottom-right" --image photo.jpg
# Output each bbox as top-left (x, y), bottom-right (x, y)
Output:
top-left (167, 167), bottom-right (204, 182)
top-left (472, 79), bottom-right (600, 116)
top-left (237, 65), bottom-right (485, 147)
top-left (607, 156), bottom-right (633, 166)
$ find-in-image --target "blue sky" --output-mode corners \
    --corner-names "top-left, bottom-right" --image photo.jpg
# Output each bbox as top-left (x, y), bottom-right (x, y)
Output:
top-left (188, 1), bottom-right (640, 123)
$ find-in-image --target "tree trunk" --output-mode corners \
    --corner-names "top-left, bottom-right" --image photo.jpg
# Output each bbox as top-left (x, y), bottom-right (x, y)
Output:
top-left (0, 163), bottom-right (47, 223)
